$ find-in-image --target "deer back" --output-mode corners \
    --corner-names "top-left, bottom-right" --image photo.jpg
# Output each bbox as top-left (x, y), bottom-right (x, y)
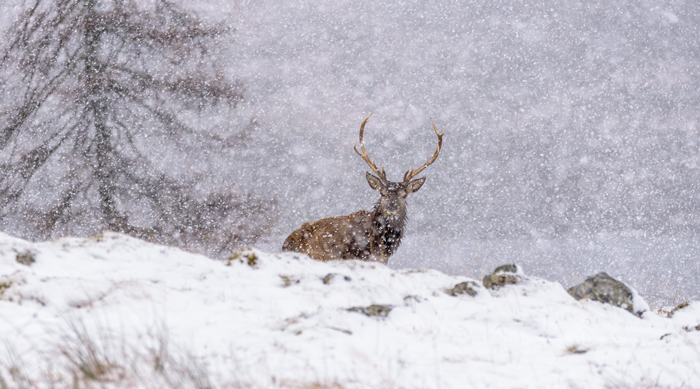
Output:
top-left (282, 210), bottom-right (374, 261)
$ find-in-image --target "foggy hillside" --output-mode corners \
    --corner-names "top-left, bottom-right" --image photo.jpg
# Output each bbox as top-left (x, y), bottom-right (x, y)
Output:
top-left (222, 0), bottom-right (700, 305)
top-left (224, 0), bottom-right (700, 237)
top-left (2, 0), bottom-right (700, 305)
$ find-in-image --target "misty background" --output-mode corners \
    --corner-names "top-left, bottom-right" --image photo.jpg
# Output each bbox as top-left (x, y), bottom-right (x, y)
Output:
top-left (2, 0), bottom-right (699, 306)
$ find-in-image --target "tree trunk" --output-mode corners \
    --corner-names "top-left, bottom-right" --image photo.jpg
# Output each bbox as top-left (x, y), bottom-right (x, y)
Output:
top-left (84, 0), bottom-right (121, 232)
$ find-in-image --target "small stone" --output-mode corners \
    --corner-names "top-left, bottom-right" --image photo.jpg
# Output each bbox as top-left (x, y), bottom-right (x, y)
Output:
top-left (483, 273), bottom-right (519, 289)
top-left (482, 264), bottom-right (522, 289)
top-left (669, 301), bottom-right (689, 318)
top-left (565, 344), bottom-right (589, 354)
top-left (683, 324), bottom-right (700, 332)
top-left (446, 281), bottom-right (479, 297)
top-left (279, 275), bottom-right (300, 287)
top-left (246, 253), bottom-right (258, 267)
top-left (347, 304), bottom-right (392, 318)
top-left (16, 251), bottom-right (35, 266)
top-left (322, 273), bottom-right (351, 284)
top-left (225, 250), bottom-right (258, 267)
top-left (0, 279), bottom-right (12, 297)
top-left (493, 264), bottom-right (519, 274)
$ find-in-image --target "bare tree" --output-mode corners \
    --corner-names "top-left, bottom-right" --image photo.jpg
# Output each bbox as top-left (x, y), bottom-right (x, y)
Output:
top-left (0, 0), bottom-right (276, 255)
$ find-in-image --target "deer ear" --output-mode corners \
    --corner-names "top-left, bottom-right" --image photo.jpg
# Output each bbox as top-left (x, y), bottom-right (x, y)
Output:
top-left (366, 172), bottom-right (384, 190)
top-left (406, 177), bottom-right (426, 193)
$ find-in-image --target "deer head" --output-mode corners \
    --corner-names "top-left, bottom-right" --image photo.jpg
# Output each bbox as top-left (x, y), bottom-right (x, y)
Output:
top-left (353, 113), bottom-right (443, 224)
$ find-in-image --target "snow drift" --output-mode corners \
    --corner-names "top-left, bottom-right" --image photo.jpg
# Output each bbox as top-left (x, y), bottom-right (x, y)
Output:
top-left (1, 232), bottom-right (699, 388)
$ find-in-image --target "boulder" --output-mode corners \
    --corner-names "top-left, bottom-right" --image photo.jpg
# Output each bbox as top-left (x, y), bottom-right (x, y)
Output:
top-left (483, 264), bottom-right (522, 289)
top-left (567, 272), bottom-right (648, 316)
top-left (446, 281), bottom-right (479, 297)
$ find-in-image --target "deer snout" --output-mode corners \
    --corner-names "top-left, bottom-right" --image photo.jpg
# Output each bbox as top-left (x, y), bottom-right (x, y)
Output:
top-left (383, 202), bottom-right (400, 215)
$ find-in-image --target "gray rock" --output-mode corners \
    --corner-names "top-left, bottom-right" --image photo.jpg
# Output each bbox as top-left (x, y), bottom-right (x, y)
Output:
top-left (279, 275), bottom-right (300, 287)
top-left (446, 281), bottom-right (479, 297)
top-left (567, 272), bottom-right (643, 316)
top-left (347, 304), bottom-right (392, 318)
top-left (684, 324), bottom-right (700, 332)
top-left (493, 264), bottom-right (520, 274)
top-left (16, 250), bottom-right (35, 266)
top-left (322, 273), bottom-right (334, 284)
top-left (0, 278), bottom-right (12, 297)
top-left (322, 273), bottom-right (352, 284)
top-left (483, 264), bottom-right (521, 289)
top-left (225, 250), bottom-right (258, 267)
top-left (669, 301), bottom-right (689, 318)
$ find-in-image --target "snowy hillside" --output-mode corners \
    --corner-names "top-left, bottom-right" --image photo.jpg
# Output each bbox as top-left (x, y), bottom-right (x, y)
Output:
top-left (1, 232), bottom-right (699, 388)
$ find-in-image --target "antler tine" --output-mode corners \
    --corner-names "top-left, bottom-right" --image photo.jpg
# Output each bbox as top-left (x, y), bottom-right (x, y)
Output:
top-left (402, 117), bottom-right (444, 183)
top-left (353, 113), bottom-right (387, 182)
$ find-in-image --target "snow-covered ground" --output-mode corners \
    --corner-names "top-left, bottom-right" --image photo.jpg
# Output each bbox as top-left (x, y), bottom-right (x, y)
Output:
top-left (1, 232), bottom-right (699, 388)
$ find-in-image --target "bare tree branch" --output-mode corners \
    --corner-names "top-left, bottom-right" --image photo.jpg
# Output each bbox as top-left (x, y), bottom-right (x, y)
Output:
top-left (0, 0), bottom-right (272, 256)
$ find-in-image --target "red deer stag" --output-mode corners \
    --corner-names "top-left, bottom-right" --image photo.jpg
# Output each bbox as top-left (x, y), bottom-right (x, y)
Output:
top-left (282, 113), bottom-right (443, 264)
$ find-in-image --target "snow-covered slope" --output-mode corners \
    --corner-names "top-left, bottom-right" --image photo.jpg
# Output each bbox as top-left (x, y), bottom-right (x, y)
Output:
top-left (1, 232), bottom-right (699, 388)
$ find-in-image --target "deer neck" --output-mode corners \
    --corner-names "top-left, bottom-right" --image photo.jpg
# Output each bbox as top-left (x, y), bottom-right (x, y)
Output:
top-left (370, 204), bottom-right (406, 256)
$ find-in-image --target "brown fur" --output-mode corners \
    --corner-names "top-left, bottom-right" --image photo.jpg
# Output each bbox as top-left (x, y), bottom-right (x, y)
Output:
top-left (282, 210), bottom-right (375, 261)
top-left (282, 177), bottom-right (422, 264)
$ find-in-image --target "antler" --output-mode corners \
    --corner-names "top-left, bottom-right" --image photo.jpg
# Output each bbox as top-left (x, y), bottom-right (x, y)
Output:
top-left (353, 113), bottom-right (388, 182)
top-left (402, 117), bottom-right (444, 183)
